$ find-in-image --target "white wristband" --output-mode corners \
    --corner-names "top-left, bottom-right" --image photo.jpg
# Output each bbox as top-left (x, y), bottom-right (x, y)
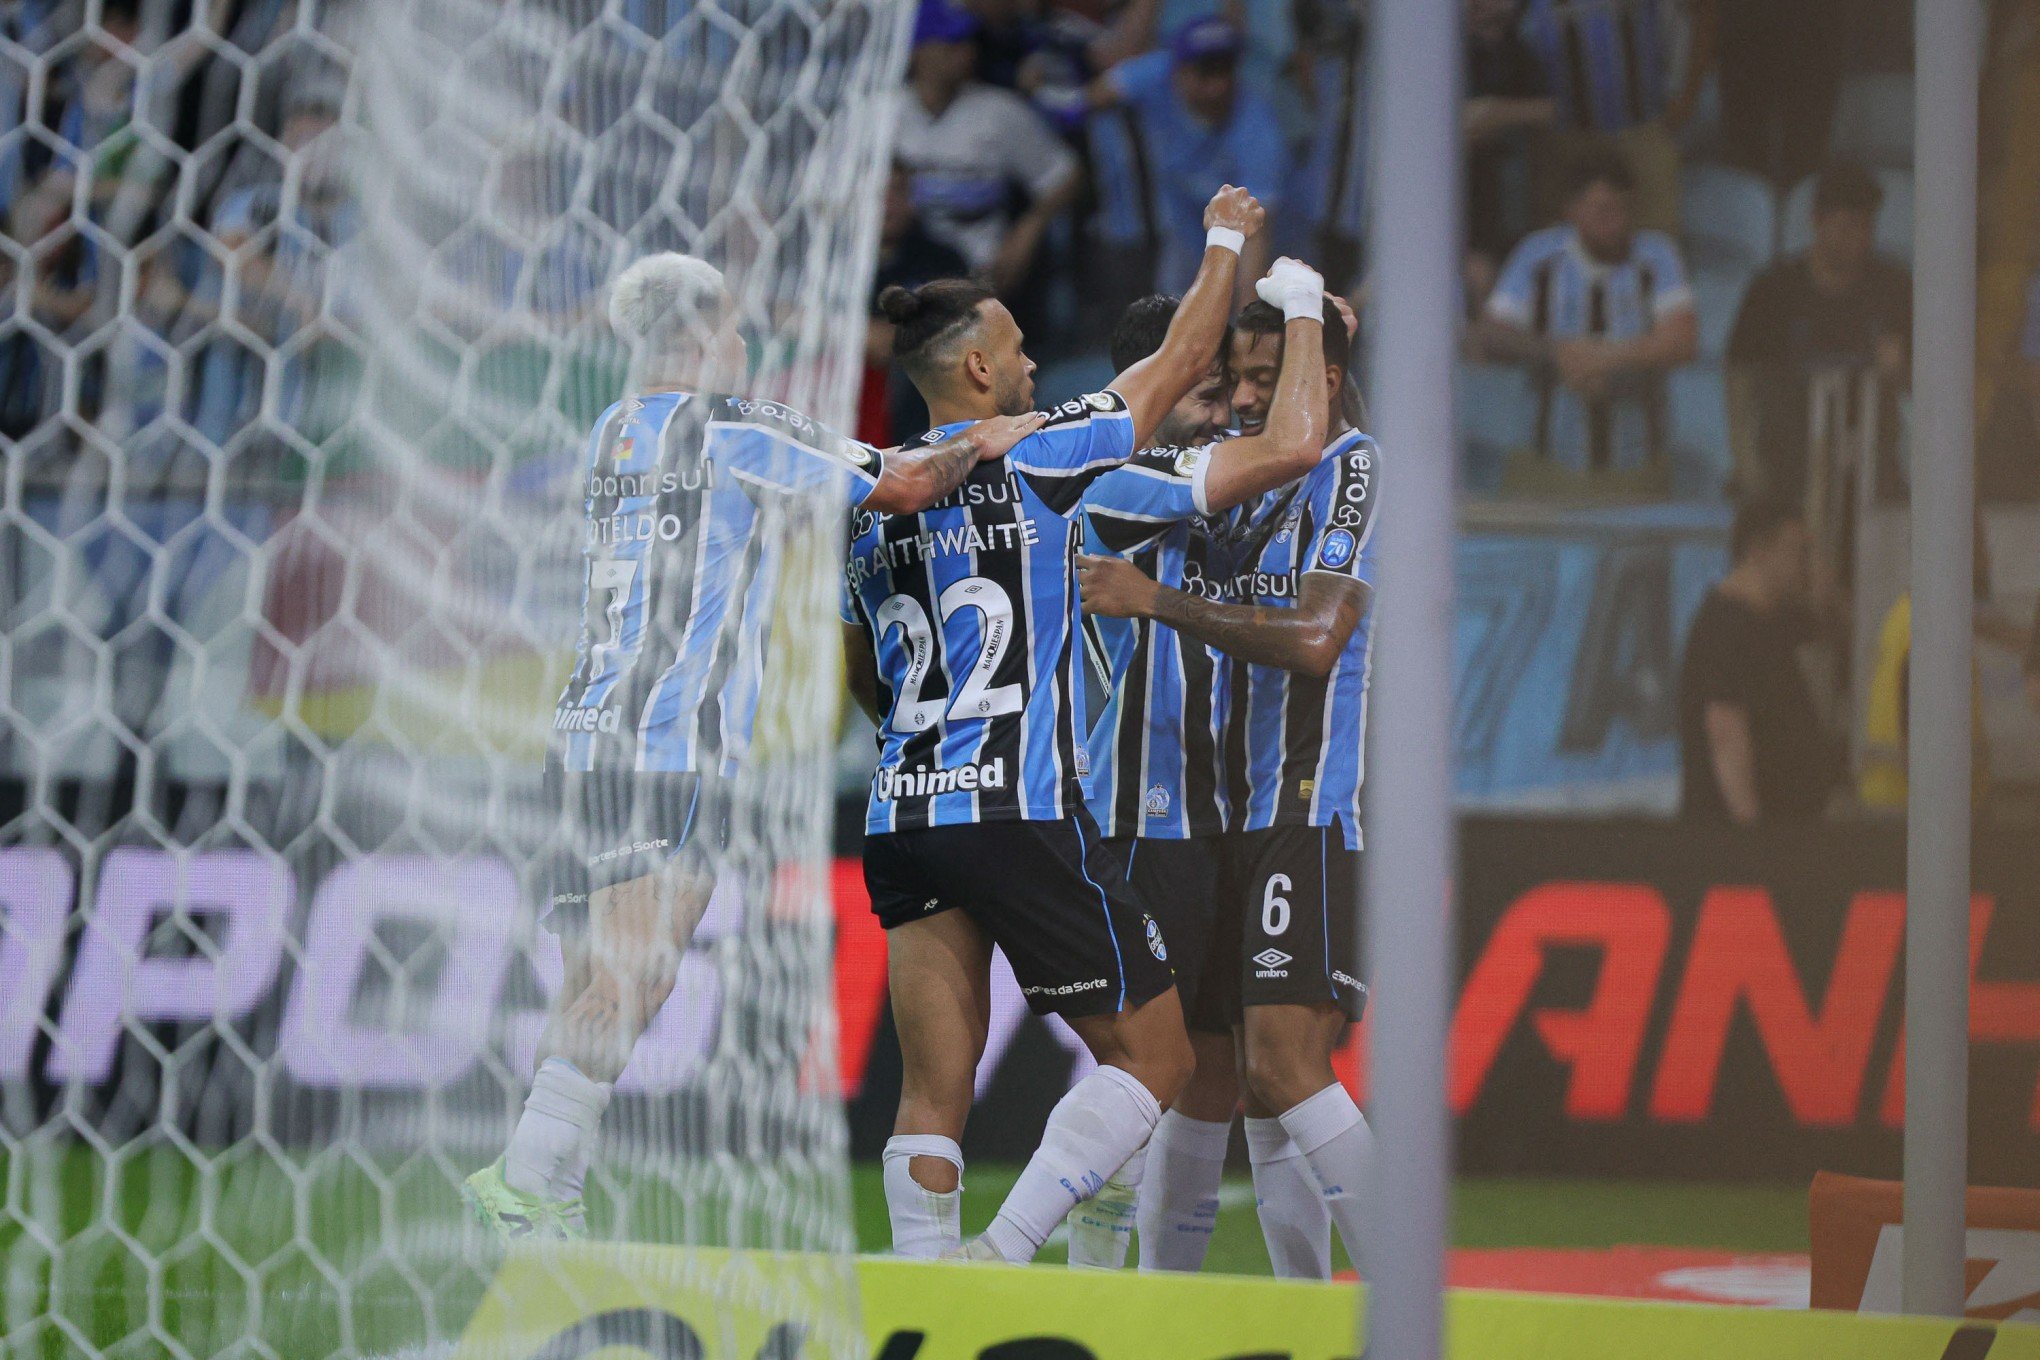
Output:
top-left (1205, 226), bottom-right (1245, 256)
top-left (1282, 295), bottom-right (1322, 323)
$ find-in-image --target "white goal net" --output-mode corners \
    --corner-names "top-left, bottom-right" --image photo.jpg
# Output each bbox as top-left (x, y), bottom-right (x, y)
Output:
top-left (0, 1), bottom-right (910, 1356)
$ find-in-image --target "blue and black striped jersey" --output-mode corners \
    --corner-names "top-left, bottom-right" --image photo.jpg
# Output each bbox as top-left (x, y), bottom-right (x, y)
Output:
top-left (1220, 429), bottom-right (1380, 848)
top-left (553, 389), bottom-right (881, 776)
top-left (844, 390), bottom-right (1137, 832)
top-left (1079, 442), bottom-right (1234, 840)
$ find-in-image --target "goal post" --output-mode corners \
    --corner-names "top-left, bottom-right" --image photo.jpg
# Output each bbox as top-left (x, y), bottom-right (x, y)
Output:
top-left (1, 2), bottom-right (912, 1356)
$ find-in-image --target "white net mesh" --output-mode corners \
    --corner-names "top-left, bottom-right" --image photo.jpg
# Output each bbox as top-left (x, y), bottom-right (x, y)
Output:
top-left (1, 1), bottom-right (910, 1355)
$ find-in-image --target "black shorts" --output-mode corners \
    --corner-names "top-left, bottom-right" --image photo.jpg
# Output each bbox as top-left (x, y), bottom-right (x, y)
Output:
top-left (540, 764), bottom-right (729, 934)
top-left (1210, 823), bottom-right (1367, 1022)
top-left (864, 812), bottom-right (1175, 1019)
top-left (1119, 835), bottom-right (1230, 1035)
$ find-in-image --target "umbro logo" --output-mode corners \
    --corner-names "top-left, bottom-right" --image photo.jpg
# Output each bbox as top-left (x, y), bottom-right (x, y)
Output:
top-left (1252, 948), bottom-right (1291, 970)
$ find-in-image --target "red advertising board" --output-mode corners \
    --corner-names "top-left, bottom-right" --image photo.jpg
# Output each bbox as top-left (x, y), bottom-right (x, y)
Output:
top-left (837, 818), bottom-right (2040, 1183)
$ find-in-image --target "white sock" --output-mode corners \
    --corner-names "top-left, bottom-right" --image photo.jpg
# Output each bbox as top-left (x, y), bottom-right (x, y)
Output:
top-left (1245, 1115), bottom-right (1331, 1279)
top-left (883, 1134), bottom-right (964, 1259)
top-left (983, 1065), bottom-right (1161, 1264)
top-left (504, 1058), bottom-right (611, 1199)
top-left (1278, 1083), bottom-right (1374, 1278)
top-left (1066, 1143), bottom-right (1146, 1269)
top-left (1136, 1111), bottom-right (1231, 1273)
top-left (553, 1139), bottom-right (592, 1204)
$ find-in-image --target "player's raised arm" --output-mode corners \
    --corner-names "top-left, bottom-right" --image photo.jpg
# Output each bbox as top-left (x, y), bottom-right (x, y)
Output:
top-left (1109, 185), bottom-right (1263, 447)
top-left (859, 411), bottom-right (1048, 514)
top-left (1191, 259), bottom-right (1330, 513)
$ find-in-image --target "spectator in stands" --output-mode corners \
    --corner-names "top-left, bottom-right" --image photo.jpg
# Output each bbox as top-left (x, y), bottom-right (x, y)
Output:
top-left (1287, 0), bottom-right (1366, 295)
top-left (1155, 0), bottom-right (1298, 121)
top-left (1685, 0), bottom-right (1846, 188)
top-left (1858, 522), bottom-right (2006, 812)
top-left (1678, 497), bottom-right (1841, 824)
top-left (1463, 0), bottom-right (1555, 309)
top-left (1518, 0), bottom-right (1680, 231)
top-left (1980, 272), bottom-right (2040, 501)
top-left (1725, 162), bottom-right (1910, 505)
top-left (1086, 18), bottom-right (1286, 298)
top-left (894, 0), bottom-right (1081, 298)
top-left (860, 162), bottom-right (970, 447)
top-left (961, 0), bottom-right (1159, 126)
top-left (1473, 149), bottom-right (1697, 497)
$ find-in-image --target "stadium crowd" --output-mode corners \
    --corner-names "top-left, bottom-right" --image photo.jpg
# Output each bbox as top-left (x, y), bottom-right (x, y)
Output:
top-left (3, 0), bottom-right (2039, 819)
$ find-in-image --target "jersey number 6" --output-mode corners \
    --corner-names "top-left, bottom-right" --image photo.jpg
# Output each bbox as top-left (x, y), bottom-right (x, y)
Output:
top-left (1262, 873), bottom-right (1292, 936)
top-left (876, 576), bottom-right (1025, 732)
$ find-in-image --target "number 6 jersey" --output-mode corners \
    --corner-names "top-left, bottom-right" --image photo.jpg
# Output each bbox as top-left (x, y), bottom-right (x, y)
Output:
top-left (553, 388), bottom-right (884, 776)
top-left (844, 391), bottom-right (1137, 833)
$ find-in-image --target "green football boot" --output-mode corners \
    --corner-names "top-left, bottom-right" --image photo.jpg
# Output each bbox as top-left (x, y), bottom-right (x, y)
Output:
top-left (461, 1159), bottom-right (587, 1241)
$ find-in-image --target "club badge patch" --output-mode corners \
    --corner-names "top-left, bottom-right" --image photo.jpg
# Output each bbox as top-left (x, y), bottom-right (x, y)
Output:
top-left (1317, 529), bottom-right (1357, 569)
top-left (1144, 914), bottom-right (1168, 962)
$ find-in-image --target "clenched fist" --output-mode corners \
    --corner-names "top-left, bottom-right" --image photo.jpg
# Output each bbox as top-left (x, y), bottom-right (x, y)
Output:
top-left (1203, 184), bottom-right (1266, 241)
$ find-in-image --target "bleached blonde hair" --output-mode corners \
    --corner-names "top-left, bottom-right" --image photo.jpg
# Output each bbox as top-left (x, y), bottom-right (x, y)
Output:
top-left (607, 252), bottom-right (728, 355)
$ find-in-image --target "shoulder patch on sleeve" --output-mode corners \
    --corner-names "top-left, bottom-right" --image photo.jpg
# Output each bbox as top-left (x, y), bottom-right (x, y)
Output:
top-left (1326, 440), bottom-right (1376, 529)
top-left (1043, 389), bottom-right (1129, 427)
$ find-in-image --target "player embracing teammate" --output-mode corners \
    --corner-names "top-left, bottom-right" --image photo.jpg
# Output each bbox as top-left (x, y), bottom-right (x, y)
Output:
top-left (847, 182), bottom-right (1382, 1274)
top-left (1075, 279), bottom-right (1379, 1279)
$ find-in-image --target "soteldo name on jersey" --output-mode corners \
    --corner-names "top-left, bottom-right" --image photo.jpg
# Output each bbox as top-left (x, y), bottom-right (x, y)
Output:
top-left (871, 757), bottom-right (1010, 802)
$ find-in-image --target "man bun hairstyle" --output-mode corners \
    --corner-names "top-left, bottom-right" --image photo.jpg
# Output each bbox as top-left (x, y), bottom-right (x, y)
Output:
top-left (881, 276), bottom-right (995, 379)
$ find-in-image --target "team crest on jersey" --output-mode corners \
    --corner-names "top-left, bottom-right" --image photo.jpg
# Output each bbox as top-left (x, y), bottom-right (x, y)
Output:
top-left (1074, 747), bottom-right (1090, 778)
top-left (1144, 914), bottom-right (1168, 962)
top-left (1317, 529), bottom-right (1357, 569)
top-left (1144, 784), bottom-right (1171, 817)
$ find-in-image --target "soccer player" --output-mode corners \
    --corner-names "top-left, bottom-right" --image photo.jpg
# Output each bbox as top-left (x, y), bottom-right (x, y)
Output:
top-left (842, 186), bottom-right (1264, 1264)
top-left (1064, 262), bottom-right (1332, 1270)
top-left (463, 253), bottom-right (1048, 1239)
top-left (1078, 291), bottom-right (1378, 1279)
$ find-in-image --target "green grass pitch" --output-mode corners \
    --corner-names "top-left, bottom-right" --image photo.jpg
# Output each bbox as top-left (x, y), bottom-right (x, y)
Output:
top-left (0, 1144), bottom-right (1806, 1357)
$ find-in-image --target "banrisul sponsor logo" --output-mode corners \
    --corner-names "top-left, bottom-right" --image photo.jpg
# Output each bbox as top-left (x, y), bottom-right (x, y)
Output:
top-left (873, 758), bottom-right (1008, 802)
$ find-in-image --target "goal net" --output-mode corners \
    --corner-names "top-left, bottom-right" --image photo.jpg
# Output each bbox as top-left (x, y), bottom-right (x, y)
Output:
top-left (0, 1), bottom-right (910, 1356)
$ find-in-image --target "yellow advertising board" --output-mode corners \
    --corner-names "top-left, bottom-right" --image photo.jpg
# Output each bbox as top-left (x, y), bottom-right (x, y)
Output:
top-left (451, 1243), bottom-right (2040, 1360)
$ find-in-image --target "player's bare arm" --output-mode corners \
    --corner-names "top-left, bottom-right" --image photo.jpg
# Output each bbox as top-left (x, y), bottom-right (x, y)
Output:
top-left (1111, 185), bottom-right (1264, 446)
top-left (1078, 555), bottom-right (1370, 681)
top-left (861, 411), bottom-right (1048, 514)
top-left (1196, 260), bottom-right (1332, 512)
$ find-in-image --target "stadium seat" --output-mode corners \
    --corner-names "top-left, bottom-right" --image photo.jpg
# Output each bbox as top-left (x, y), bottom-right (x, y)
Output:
top-left (1829, 73), bottom-right (1914, 170)
top-left (1779, 168), bottom-right (1915, 260)
top-left (1457, 362), bottom-right (1535, 494)
top-left (1667, 363), bottom-right (1733, 499)
top-left (1688, 260), bottom-right (1753, 361)
top-left (1680, 162), bottom-right (1776, 271)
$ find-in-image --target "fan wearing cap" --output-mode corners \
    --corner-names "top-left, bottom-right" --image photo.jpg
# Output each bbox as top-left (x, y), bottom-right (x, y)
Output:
top-left (895, 0), bottom-right (1083, 298)
top-left (1084, 17), bottom-right (1288, 299)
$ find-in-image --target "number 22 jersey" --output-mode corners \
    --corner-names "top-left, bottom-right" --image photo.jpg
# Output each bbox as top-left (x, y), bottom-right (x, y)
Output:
top-left (844, 391), bottom-right (1137, 833)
